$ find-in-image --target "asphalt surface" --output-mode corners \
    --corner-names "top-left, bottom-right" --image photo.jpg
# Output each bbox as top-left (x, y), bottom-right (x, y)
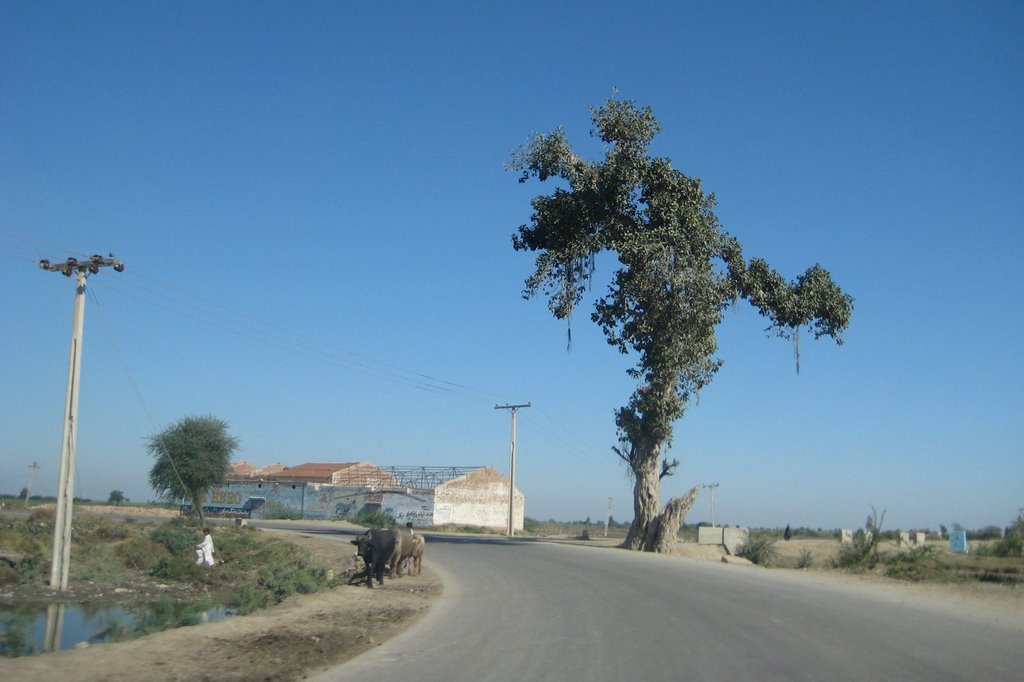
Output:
top-left (296, 532), bottom-right (1024, 682)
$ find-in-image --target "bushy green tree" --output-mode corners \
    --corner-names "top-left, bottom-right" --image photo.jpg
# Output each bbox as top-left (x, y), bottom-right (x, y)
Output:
top-left (510, 98), bottom-right (852, 552)
top-left (108, 490), bottom-right (127, 505)
top-left (147, 415), bottom-right (239, 525)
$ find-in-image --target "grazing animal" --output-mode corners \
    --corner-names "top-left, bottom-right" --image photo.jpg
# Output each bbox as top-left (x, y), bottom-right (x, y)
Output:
top-left (408, 534), bottom-right (425, 575)
top-left (388, 526), bottom-right (416, 578)
top-left (351, 528), bottom-right (399, 588)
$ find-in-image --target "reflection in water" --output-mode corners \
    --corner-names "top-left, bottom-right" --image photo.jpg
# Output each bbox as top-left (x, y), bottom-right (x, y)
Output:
top-left (0, 600), bottom-right (229, 657)
top-left (43, 603), bottom-right (65, 653)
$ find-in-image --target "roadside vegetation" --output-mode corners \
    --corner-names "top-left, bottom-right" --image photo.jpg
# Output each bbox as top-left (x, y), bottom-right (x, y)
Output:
top-left (527, 514), bottom-right (1024, 587)
top-left (0, 510), bottom-right (337, 656)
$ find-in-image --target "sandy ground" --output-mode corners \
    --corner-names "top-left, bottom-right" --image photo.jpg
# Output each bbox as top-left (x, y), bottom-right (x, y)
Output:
top-left (2, 525), bottom-right (1021, 681)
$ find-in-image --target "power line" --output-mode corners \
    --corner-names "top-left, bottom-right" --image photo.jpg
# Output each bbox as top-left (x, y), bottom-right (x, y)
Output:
top-left (8, 233), bottom-right (634, 500)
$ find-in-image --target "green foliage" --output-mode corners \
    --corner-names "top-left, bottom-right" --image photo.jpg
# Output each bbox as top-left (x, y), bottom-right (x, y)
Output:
top-left (0, 611), bottom-right (35, 657)
top-left (226, 583), bottom-right (273, 614)
top-left (970, 525), bottom-right (1004, 541)
top-left (13, 554), bottom-right (47, 584)
top-left (74, 515), bottom-right (130, 542)
top-left (147, 414), bottom-right (240, 523)
top-left (0, 517), bottom-right (334, 652)
top-left (108, 490), bottom-right (127, 505)
top-left (989, 517), bottom-right (1024, 558)
top-left (215, 529), bottom-right (330, 612)
top-left (736, 533), bottom-right (779, 566)
top-left (834, 506), bottom-right (886, 570)
top-left (353, 509), bottom-right (396, 528)
top-left (148, 522), bottom-right (197, 555)
top-left (0, 516), bottom-right (51, 586)
top-left (131, 595), bottom-right (214, 634)
top-left (883, 545), bottom-right (942, 581)
top-left (509, 98), bottom-right (852, 550)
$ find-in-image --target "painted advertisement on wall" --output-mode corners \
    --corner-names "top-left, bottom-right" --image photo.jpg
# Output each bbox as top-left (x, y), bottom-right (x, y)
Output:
top-left (382, 491), bottom-right (435, 527)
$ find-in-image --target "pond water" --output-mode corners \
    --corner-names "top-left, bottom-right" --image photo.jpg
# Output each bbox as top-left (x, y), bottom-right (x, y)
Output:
top-left (0, 601), bottom-right (231, 657)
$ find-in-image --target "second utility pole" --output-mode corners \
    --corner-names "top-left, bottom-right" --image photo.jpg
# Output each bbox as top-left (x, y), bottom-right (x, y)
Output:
top-left (495, 402), bottom-right (529, 537)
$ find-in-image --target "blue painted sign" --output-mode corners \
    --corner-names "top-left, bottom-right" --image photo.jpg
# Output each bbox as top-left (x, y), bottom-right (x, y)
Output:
top-left (948, 529), bottom-right (968, 554)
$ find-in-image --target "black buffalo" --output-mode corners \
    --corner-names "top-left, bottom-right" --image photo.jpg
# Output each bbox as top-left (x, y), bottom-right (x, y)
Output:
top-left (351, 528), bottom-right (398, 588)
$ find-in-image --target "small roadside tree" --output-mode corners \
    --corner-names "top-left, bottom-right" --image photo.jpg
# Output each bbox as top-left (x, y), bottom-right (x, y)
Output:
top-left (147, 415), bottom-right (239, 526)
top-left (108, 490), bottom-right (127, 505)
top-left (509, 98), bottom-right (852, 552)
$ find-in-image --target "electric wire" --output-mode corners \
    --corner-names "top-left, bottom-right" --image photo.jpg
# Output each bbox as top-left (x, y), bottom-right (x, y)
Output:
top-left (3, 230), bottom-right (633, 486)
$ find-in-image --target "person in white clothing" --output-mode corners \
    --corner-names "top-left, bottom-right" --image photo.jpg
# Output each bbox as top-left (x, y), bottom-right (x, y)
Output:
top-left (195, 528), bottom-right (215, 567)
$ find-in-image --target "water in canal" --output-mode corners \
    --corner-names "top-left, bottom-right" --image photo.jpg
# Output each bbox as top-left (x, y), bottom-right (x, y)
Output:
top-left (0, 600), bottom-right (230, 657)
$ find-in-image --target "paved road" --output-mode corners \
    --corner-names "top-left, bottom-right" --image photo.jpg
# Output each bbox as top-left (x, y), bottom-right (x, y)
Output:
top-left (301, 532), bottom-right (1024, 682)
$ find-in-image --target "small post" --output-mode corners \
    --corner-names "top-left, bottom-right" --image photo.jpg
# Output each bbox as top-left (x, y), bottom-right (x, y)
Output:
top-left (495, 402), bottom-right (530, 537)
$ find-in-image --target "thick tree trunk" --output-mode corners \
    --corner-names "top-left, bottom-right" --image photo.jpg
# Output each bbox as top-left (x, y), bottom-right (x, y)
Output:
top-left (646, 486), bottom-right (700, 553)
top-left (622, 443), bottom-right (661, 550)
top-left (621, 439), bottom-right (700, 553)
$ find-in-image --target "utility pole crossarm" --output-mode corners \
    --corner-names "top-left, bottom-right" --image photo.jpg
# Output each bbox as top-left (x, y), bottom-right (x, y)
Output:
top-left (39, 254), bottom-right (125, 276)
top-left (495, 402), bottom-right (530, 537)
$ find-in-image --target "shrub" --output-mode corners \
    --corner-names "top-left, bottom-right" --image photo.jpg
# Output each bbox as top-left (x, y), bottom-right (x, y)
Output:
top-left (736, 533), bottom-right (778, 566)
top-left (74, 515), bottom-right (130, 542)
top-left (13, 554), bottom-right (47, 584)
top-left (883, 545), bottom-right (942, 581)
top-left (149, 523), bottom-right (198, 555)
top-left (796, 549), bottom-right (814, 569)
top-left (353, 510), bottom-right (396, 528)
top-left (990, 525), bottom-right (1023, 558)
top-left (834, 506), bottom-right (886, 570)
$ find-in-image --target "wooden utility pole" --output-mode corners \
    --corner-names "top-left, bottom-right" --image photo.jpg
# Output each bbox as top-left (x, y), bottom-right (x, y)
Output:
top-left (495, 402), bottom-right (530, 537)
top-left (39, 254), bottom-right (125, 591)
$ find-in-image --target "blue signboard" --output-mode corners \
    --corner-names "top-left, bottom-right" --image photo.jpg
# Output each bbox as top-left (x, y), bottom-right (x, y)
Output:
top-left (948, 529), bottom-right (968, 554)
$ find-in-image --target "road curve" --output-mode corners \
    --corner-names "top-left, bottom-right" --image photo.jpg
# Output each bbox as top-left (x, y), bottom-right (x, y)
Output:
top-left (308, 533), bottom-right (1023, 682)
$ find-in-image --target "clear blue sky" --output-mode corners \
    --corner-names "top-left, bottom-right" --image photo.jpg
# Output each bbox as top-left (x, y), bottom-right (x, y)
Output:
top-left (2, 1), bottom-right (1021, 531)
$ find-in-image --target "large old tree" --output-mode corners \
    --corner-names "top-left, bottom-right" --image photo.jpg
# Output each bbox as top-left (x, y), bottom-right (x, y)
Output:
top-left (510, 99), bottom-right (853, 552)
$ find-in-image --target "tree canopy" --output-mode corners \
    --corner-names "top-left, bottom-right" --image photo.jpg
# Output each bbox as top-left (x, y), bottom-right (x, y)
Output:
top-left (510, 98), bottom-right (853, 552)
top-left (147, 415), bottom-right (239, 525)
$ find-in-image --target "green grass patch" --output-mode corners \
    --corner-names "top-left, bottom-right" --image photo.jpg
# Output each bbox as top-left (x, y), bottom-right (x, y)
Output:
top-left (0, 514), bottom-right (336, 635)
top-left (736, 533), bottom-right (779, 566)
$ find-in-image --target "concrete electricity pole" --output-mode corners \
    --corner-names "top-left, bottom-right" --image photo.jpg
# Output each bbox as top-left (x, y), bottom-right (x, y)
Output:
top-left (495, 402), bottom-right (530, 537)
top-left (39, 254), bottom-right (125, 591)
top-left (24, 461), bottom-right (40, 507)
top-left (604, 496), bottom-right (612, 537)
top-left (702, 483), bottom-right (720, 528)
